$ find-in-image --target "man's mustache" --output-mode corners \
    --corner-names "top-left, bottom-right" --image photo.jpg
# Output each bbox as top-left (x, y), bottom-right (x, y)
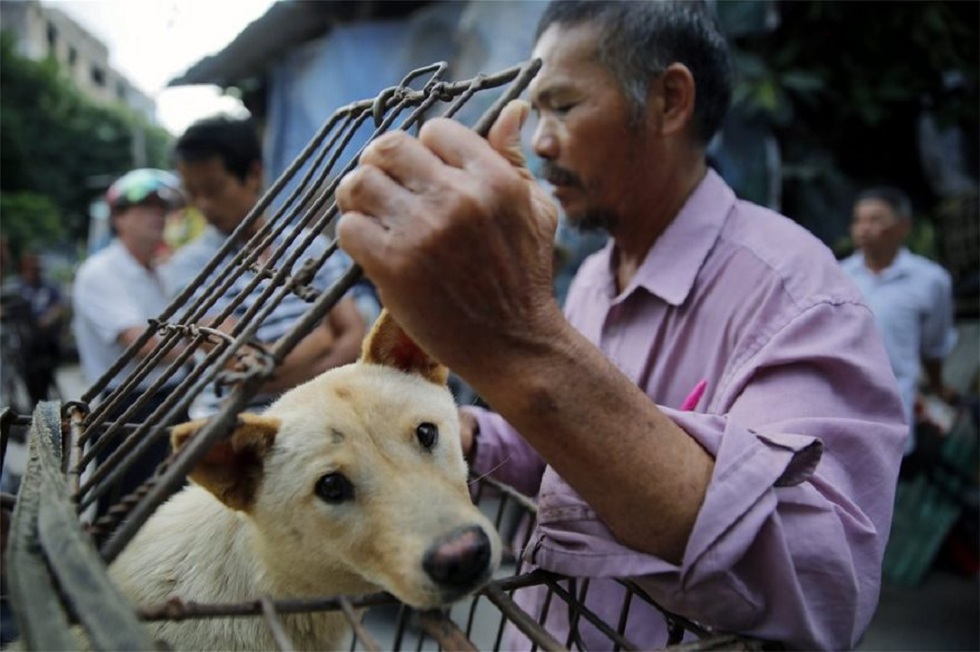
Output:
top-left (539, 162), bottom-right (583, 189)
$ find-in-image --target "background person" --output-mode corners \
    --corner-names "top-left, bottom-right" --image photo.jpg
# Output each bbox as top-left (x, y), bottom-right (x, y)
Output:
top-left (163, 115), bottom-right (371, 417)
top-left (72, 168), bottom-right (191, 514)
top-left (842, 186), bottom-right (959, 459)
top-left (335, 1), bottom-right (906, 649)
top-left (12, 252), bottom-right (66, 404)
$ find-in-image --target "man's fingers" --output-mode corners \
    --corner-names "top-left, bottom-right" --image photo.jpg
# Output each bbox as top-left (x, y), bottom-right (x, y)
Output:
top-left (418, 117), bottom-right (498, 171)
top-left (337, 209), bottom-right (388, 272)
top-left (338, 105), bottom-right (543, 288)
top-left (487, 100), bottom-right (534, 180)
top-left (336, 163), bottom-right (416, 227)
top-left (359, 131), bottom-right (445, 194)
top-left (358, 104), bottom-right (533, 188)
top-left (418, 102), bottom-right (536, 186)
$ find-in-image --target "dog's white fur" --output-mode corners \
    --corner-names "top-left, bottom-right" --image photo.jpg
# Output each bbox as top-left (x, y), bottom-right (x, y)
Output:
top-left (108, 311), bottom-right (501, 651)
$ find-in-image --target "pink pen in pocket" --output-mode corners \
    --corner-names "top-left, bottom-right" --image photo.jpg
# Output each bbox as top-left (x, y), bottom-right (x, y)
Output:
top-left (680, 379), bottom-right (707, 411)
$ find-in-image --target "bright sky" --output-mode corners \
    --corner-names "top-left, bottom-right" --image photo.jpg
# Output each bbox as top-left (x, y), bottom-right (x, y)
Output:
top-left (49, 0), bottom-right (278, 136)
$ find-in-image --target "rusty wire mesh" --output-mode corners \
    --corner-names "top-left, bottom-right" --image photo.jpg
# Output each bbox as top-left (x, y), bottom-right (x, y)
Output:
top-left (2, 61), bottom-right (769, 651)
top-left (69, 59), bottom-right (542, 562)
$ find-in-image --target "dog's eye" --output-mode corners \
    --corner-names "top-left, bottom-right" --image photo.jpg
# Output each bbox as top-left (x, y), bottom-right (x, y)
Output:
top-left (315, 473), bottom-right (354, 504)
top-left (416, 422), bottom-right (438, 449)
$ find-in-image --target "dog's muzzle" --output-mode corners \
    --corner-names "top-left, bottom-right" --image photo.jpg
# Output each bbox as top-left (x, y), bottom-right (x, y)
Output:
top-left (422, 525), bottom-right (494, 596)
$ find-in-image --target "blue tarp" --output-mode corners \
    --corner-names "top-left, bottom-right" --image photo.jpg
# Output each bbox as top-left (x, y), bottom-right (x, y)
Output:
top-left (261, 1), bottom-right (548, 202)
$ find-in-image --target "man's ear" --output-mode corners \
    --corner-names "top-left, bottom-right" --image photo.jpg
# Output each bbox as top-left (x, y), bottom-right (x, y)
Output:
top-left (245, 159), bottom-right (264, 196)
top-left (649, 62), bottom-right (696, 138)
top-left (170, 413), bottom-right (281, 511)
top-left (361, 309), bottom-right (449, 385)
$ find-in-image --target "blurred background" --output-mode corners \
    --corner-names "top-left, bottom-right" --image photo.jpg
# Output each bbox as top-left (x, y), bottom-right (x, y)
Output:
top-left (0, 1), bottom-right (976, 649)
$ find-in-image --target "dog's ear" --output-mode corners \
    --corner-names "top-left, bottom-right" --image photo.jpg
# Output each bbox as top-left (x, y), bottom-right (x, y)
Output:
top-left (361, 309), bottom-right (449, 385)
top-left (170, 413), bottom-right (282, 511)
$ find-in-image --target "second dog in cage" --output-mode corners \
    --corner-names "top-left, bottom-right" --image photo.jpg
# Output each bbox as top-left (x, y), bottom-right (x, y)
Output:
top-left (107, 311), bottom-right (502, 650)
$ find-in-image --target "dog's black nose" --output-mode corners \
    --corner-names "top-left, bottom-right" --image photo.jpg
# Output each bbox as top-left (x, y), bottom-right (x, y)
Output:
top-left (423, 525), bottom-right (492, 589)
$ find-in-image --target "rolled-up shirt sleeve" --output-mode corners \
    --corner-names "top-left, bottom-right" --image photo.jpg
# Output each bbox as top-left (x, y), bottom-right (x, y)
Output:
top-left (920, 269), bottom-right (958, 360)
top-left (464, 406), bottom-right (546, 498)
top-left (528, 299), bottom-right (907, 650)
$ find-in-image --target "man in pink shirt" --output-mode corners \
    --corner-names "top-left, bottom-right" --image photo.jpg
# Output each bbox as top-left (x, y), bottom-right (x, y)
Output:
top-left (336, 1), bottom-right (906, 649)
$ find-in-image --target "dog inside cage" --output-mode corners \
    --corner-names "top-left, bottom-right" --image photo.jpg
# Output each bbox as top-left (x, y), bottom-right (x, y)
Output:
top-left (1, 61), bottom-right (770, 651)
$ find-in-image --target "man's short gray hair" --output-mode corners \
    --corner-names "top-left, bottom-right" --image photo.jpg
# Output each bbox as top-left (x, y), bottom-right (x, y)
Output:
top-left (856, 187), bottom-right (914, 221)
top-left (535, 0), bottom-right (733, 146)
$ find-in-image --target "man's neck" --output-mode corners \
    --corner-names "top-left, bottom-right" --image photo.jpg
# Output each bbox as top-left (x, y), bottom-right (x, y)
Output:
top-left (613, 158), bottom-right (707, 293)
top-left (863, 248), bottom-right (900, 275)
top-left (227, 216), bottom-right (265, 246)
top-left (122, 239), bottom-right (156, 270)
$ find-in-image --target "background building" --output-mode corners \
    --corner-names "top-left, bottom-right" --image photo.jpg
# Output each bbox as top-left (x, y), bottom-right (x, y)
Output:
top-left (0, 0), bottom-right (155, 122)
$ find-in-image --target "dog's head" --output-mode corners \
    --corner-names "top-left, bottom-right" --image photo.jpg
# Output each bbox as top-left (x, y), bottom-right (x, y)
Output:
top-left (171, 310), bottom-right (501, 608)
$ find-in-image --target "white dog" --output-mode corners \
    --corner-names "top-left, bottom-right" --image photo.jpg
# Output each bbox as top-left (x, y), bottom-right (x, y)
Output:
top-left (108, 310), bottom-right (502, 650)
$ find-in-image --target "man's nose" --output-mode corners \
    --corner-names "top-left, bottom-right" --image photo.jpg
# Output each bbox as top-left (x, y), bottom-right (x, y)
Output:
top-left (531, 119), bottom-right (559, 160)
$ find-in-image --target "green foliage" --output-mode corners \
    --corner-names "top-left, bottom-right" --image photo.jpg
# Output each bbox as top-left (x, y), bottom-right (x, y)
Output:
top-left (0, 191), bottom-right (63, 260)
top-left (725, 1), bottom-right (978, 247)
top-left (0, 31), bottom-right (174, 260)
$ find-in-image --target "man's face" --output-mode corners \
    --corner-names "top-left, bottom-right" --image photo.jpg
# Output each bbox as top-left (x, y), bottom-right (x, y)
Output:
top-left (529, 22), bottom-right (653, 233)
top-left (19, 254), bottom-right (41, 284)
top-left (851, 198), bottom-right (908, 259)
top-left (114, 200), bottom-right (168, 249)
top-left (177, 155), bottom-right (261, 235)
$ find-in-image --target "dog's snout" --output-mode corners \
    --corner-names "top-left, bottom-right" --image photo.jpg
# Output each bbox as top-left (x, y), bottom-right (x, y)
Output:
top-left (422, 525), bottom-right (492, 589)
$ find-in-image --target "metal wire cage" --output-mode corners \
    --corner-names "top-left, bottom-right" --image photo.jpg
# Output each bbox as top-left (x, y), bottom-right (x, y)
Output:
top-left (1, 61), bottom-right (769, 651)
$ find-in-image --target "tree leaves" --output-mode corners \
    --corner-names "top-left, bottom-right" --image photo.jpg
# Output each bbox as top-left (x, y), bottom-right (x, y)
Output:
top-left (724, 0), bottom-right (978, 249)
top-left (0, 32), bottom-right (172, 259)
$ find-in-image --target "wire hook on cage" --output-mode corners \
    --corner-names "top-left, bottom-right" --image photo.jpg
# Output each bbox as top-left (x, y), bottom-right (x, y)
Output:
top-left (213, 341), bottom-right (278, 396)
top-left (372, 61), bottom-right (452, 128)
top-left (153, 319), bottom-right (280, 397)
top-left (246, 258), bottom-right (323, 303)
top-left (63, 400), bottom-right (91, 422)
top-left (153, 319), bottom-right (244, 354)
top-left (372, 86), bottom-right (407, 127)
top-left (288, 258), bottom-right (325, 302)
top-left (403, 61), bottom-right (449, 91)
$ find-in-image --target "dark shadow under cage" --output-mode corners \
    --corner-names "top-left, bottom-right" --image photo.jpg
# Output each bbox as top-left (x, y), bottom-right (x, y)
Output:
top-left (1, 61), bottom-right (771, 651)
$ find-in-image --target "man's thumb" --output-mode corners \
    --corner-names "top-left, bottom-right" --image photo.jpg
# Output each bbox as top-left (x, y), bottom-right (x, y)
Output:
top-left (487, 100), bottom-right (533, 179)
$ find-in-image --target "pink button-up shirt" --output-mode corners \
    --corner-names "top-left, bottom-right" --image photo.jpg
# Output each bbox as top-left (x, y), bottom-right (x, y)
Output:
top-left (466, 169), bottom-right (906, 650)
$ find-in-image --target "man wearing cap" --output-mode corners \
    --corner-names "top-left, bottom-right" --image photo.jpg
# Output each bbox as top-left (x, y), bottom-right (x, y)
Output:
top-left (73, 168), bottom-right (190, 399)
top-left (72, 169), bottom-right (191, 512)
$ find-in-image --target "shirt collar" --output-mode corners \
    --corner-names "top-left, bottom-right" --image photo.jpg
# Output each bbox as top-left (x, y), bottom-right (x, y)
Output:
top-left (886, 248), bottom-right (915, 279)
top-left (603, 168), bottom-right (734, 306)
top-left (108, 239), bottom-right (154, 277)
top-left (849, 247), bottom-right (914, 281)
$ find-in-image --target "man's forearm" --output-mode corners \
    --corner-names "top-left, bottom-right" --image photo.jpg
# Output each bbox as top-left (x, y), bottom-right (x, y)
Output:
top-left (119, 326), bottom-right (188, 366)
top-left (469, 320), bottom-right (714, 564)
top-left (310, 327), bottom-right (362, 376)
top-left (311, 298), bottom-right (366, 374)
top-left (263, 299), bottom-right (365, 393)
top-left (263, 325), bottom-right (335, 393)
